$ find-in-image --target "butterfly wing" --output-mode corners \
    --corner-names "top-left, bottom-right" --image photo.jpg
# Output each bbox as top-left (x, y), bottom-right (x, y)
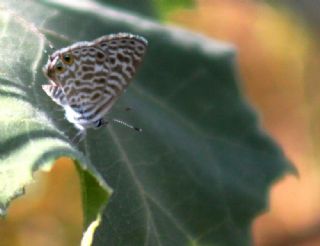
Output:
top-left (42, 84), bottom-right (68, 107)
top-left (94, 33), bottom-right (148, 89)
top-left (44, 33), bottom-right (147, 128)
top-left (61, 33), bottom-right (148, 124)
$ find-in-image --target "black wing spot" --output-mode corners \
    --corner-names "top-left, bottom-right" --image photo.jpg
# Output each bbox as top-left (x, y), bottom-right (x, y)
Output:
top-left (96, 52), bottom-right (105, 59)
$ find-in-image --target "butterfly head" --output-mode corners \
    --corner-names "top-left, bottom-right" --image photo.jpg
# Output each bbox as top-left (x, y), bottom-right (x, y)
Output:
top-left (43, 50), bottom-right (75, 85)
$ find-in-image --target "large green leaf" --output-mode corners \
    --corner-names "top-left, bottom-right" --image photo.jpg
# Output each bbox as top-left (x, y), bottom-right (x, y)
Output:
top-left (0, 1), bottom-right (111, 244)
top-left (0, 0), bottom-right (293, 245)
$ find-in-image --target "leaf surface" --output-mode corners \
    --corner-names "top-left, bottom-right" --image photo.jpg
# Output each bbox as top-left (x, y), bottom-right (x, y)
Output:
top-left (0, 0), bottom-right (292, 245)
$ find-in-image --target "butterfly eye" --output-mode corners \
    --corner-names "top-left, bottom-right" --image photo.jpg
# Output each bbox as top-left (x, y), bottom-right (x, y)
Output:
top-left (54, 61), bottom-right (65, 73)
top-left (62, 53), bottom-right (74, 64)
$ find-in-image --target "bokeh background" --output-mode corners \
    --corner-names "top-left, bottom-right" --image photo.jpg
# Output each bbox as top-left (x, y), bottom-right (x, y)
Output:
top-left (171, 1), bottom-right (320, 245)
top-left (169, 0), bottom-right (320, 245)
top-left (1, 0), bottom-right (320, 245)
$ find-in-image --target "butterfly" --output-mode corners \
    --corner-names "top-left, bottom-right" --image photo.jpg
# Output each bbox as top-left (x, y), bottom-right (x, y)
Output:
top-left (42, 33), bottom-right (148, 141)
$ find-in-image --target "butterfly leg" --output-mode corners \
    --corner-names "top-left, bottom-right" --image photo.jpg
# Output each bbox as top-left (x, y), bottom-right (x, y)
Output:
top-left (71, 129), bottom-right (87, 144)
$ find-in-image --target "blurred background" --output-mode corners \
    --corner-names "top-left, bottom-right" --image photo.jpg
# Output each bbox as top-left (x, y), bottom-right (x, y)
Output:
top-left (169, 0), bottom-right (320, 245)
top-left (1, 0), bottom-right (320, 245)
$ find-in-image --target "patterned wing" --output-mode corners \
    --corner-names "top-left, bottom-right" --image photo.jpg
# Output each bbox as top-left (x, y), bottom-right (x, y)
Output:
top-left (42, 84), bottom-right (68, 107)
top-left (43, 33), bottom-right (147, 127)
top-left (94, 33), bottom-right (148, 90)
top-left (71, 33), bottom-right (148, 122)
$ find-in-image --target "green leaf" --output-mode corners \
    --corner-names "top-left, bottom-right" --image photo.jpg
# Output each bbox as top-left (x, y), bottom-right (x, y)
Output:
top-left (0, 0), bottom-right (111, 243)
top-left (0, 0), bottom-right (294, 245)
top-left (154, 0), bottom-right (195, 18)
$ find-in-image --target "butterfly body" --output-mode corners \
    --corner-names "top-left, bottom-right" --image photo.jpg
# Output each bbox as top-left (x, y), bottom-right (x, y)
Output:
top-left (42, 33), bottom-right (148, 137)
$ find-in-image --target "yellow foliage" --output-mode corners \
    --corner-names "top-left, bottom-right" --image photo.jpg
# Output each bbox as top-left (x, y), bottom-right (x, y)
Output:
top-left (0, 158), bottom-right (82, 246)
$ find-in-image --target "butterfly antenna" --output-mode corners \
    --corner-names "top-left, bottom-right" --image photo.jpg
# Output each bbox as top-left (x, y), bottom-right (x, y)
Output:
top-left (112, 118), bottom-right (142, 132)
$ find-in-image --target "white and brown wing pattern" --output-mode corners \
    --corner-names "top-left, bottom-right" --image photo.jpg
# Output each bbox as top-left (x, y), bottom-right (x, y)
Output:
top-left (42, 33), bottom-right (148, 136)
top-left (42, 84), bottom-right (68, 107)
top-left (72, 33), bottom-right (148, 124)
